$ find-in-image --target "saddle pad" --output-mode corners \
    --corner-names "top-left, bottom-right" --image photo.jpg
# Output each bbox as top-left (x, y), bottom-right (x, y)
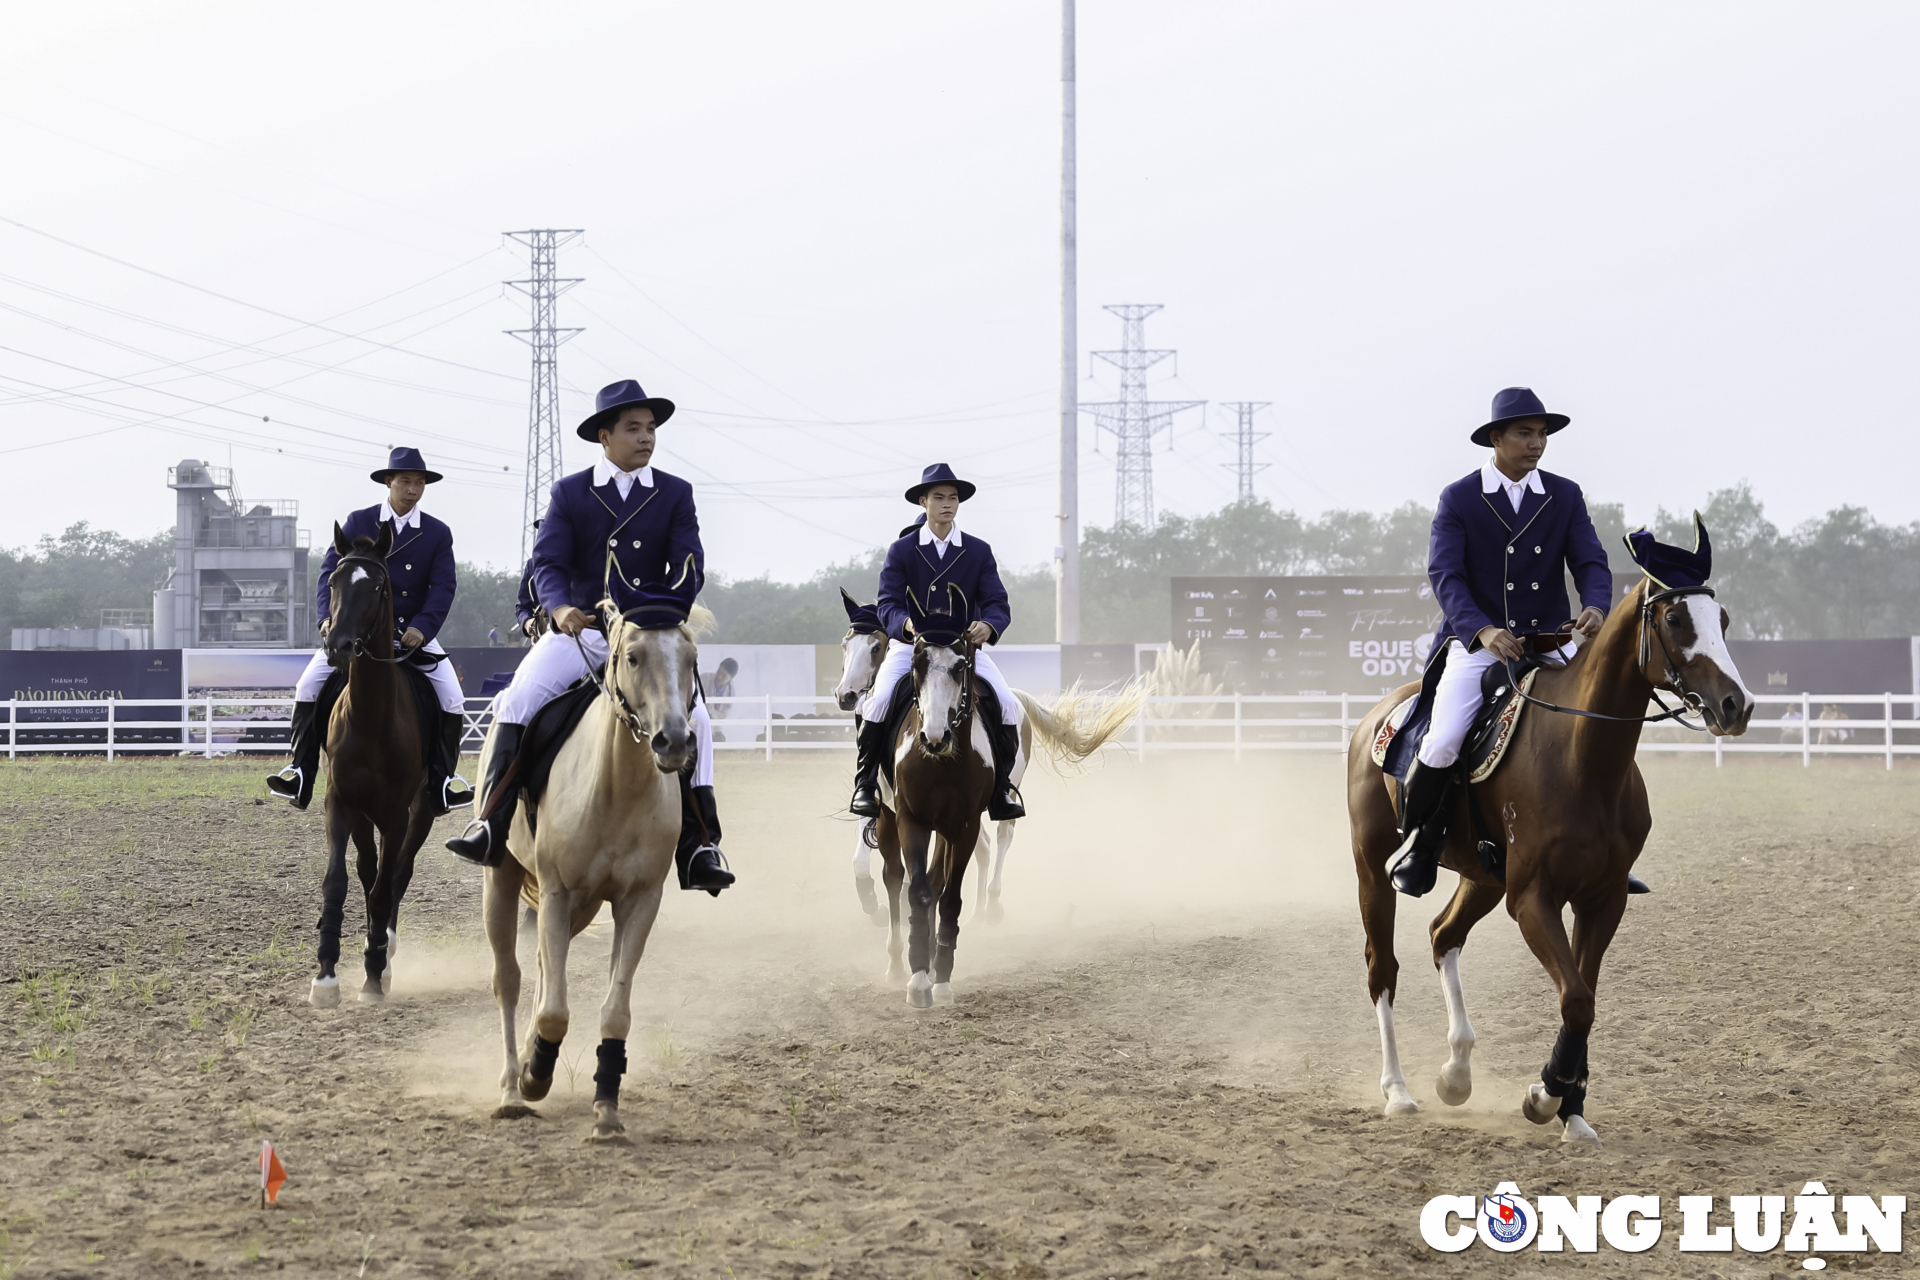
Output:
top-left (1464, 668), bottom-right (1538, 784)
top-left (515, 675), bottom-right (602, 836)
top-left (1370, 694), bottom-right (1420, 770)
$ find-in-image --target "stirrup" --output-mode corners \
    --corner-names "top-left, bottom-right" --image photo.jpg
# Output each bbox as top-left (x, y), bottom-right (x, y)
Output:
top-left (446, 818), bottom-right (494, 866)
top-left (441, 773), bottom-right (474, 811)
top-left (681, 844), bottom-right (734, 896)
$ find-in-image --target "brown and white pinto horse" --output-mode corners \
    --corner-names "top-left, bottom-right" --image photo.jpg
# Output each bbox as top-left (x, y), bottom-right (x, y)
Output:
top-left (1348, 529), bottom-right (1754, 1147)
top-left (310, 522), bottom-right (436, 1008)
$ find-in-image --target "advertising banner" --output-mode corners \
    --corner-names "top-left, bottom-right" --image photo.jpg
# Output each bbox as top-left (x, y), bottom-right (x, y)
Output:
top-left (1171, 576), bottom-right (1443, 697)
top-left (0, 649), bottom-right (184, 746)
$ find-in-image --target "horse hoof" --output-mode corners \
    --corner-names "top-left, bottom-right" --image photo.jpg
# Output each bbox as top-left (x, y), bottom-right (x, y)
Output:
top-left (492, 1103), bottom-right (538, 1120)
top-left (931, 982), bottom-right (956, 1006)
top-left (520, 1070), bottom-right (553, 1103)
top-left (585, 1125), bottom-right (631, 1146)
top-left (308, 977), bottom-right (340, 1009)
top-left (1522, 1082), bottom-right (1561, 1125)
top-left (1561, 1115), bottom-right (1603, 1149)
top-left (1382, 1087), bottom-right (1420, 1117)
top-left (907, 972), bottom-right (934, 1009)
top-left (1435, 1065), bottom-right (1473, 1107)
top-left (358, 982), bottom-right (385, 1004)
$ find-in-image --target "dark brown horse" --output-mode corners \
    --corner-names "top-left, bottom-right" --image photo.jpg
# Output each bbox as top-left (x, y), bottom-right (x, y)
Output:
top-left (309, 522), bottom-right (437, 1008)
top-left (1348, 528), bottom-right (1754, 1147)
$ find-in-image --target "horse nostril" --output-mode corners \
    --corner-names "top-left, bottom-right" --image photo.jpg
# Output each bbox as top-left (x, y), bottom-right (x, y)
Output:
top-left (650, 731), bottom-right (670, 752)
top-left (1722, 695), bottom-right (1741, 723)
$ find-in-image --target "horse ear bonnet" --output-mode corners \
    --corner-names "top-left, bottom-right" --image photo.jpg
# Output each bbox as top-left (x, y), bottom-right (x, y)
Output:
top-left (908, 582), bottom-right (969, 644)
top-left (1624, 513), bottom-right (1712, 590)
top-left (840, 587), bottom-right (882, 634)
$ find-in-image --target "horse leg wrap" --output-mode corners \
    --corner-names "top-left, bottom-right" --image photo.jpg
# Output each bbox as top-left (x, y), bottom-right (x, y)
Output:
top-left (528, 1034), bottom-right (562, 1082)
top-left (593, 1038), bottom-right (627, 1105)
top-left (1540, 1027), bottom-right (1590, 1117)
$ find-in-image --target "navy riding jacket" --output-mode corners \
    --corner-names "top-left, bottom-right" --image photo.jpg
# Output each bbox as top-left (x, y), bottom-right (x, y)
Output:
top-left (316, 506), bottom-right (457, 643)
top-left (875, 531), bottom-right (1012, 644)
top-left (531, 467), bottom-right (704, 619)
top-left (1428, 468), bottom-right (1611, 651)
top-left (514, 557), bottom-right (538, 628)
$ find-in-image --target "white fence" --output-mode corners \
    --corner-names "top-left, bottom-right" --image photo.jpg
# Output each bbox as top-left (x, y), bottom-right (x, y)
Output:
top-left (3, 693), bottom-right (1917, 768)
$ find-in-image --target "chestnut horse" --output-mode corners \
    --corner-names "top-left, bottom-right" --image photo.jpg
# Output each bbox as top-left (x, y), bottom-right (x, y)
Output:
top-left (1348, 523), bottom-right (1754, 1147)
top-left (310, 522), bottom-right (437, 1008)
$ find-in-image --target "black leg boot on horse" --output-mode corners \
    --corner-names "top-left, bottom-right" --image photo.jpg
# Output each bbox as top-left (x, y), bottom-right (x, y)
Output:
top-left (849, 718), bottom-right (889, 817)
top-left (266, 700), bottom-right (321, 809)
top-left (1388, 758), bottom-right (1456, 897)
top-left (675, 774), bottom-right (735, 895)
top-left (986, 720), bottom-right (1026, 821)
top-left (446, 723), bottom-right (523, 867)
top-left (429, 711), bottom-right (474, 817)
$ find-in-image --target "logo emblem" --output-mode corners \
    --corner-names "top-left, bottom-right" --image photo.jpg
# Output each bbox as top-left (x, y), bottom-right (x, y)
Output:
top-left (1477, 1182), bottom-right (1538, 1252)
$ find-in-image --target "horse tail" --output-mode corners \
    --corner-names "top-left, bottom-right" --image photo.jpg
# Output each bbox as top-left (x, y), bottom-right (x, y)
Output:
top-left (1012, 679), bottom-right (1148, 768)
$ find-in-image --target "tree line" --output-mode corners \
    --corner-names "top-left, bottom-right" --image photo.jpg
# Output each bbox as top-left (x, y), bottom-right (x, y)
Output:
top-left (4, 483), bottom-right (1914, 647)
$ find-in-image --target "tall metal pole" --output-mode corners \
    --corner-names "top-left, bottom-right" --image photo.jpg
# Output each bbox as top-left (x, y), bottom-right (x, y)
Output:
top-left (504, 229), bottom-right (584, 564)
top-left (1219, 401), bottom-right (1271, 501)
top-left (1055, 0), bottom-right (1080, 645)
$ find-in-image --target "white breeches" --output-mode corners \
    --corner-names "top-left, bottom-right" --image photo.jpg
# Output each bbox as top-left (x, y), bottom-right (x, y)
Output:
top-left (293, 641), bottom-right (465, 714)
top-left (1416, 638), bottom-right (1572, 768)
top-left (858, 639), bottom-right (1022, 726)
top-left (489, 629), bottom-right (713, 787)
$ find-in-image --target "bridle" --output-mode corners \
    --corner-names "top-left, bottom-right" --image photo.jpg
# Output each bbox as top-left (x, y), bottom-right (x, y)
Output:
top-left (330, 552), bottom-right (443, 669)
top-left (912, 637), bottom-right (975, 749)
top-left (1502, 582), bottom-right (1716, 730)
top-left (572, 600), bottom-right (695, 746)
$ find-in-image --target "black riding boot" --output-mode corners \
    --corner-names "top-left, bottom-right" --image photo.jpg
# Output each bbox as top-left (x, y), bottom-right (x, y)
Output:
top-left (675, 776), bottom-right (735, 896)
top-left (849, 717), bottom-right (888, 818)
top-left (445, 723), bottom-right (523, 867)
top-left (1388, 758), bottom-right (1455, 897)
top-left (266, 700), bottom-right (320, 810)
top-left (429, 712), bottom-right (474, 817)
top-left (987, 721), bottom-right (1026, 822)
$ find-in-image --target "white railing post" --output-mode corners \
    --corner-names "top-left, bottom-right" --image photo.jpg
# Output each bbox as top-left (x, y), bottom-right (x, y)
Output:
top-left (204, 694), bottom-right (215, 759)
top-left (1714, 725), bottom-right (1723, 767)
top-left (1136, 698), bottom-right (1148, 758)
top-left (1341, 692), bottom-right (1351, 762)
top-left (764, 693), bottom-right (774, 762)
top-left (6, 698), bottom-right (13, 760)
top-left (1887, 692), bottom-right (1895, 770)
top-left (1232, 691), bottom-right (1242, 763)
top-left (1801, 692), bottom-right (1811, 767)
top-left (106, 698), bottom-right (115, 762)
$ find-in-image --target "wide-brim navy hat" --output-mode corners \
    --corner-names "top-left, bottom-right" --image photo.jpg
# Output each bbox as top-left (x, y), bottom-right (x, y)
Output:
top-left (578, 379), bottom-right (676, 441)
top-left (370, 446), bottom-right (443, 484)
top-left (905, 462), bottom-right (976, 504)
top-left (1471, 386), bottom-right (1571, 448)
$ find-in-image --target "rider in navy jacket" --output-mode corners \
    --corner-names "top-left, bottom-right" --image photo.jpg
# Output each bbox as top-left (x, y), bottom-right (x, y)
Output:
top-left (448, 379), bottom-right (732, 897)
top-left (874, 529), bottom-right (1012, 644)
top-left (316, 506), bottom-right (458, 644)
top-left (1428, 470), bottom-right (1610, 651)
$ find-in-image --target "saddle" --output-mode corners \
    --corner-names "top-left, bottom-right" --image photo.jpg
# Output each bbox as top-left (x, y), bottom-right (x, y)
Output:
top-left (511, 675), bottom-right (606, 837)
top-left (314, 652), bottom-right (441, 783)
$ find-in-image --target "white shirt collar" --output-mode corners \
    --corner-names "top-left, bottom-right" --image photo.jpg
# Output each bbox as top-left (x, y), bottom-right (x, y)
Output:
top-left (380, 501), bottom-right (422, 530)
top-left (1481, 459), bottom-right (1544, 511)
top-left (594, 456), bottom-right (655, 498)
top-left (918, 523), bottom-right (962, 556)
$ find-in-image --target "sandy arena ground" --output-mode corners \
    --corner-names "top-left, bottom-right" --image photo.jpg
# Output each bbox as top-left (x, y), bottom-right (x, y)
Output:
top-left (2, 746), bottom-right (1918, 1277)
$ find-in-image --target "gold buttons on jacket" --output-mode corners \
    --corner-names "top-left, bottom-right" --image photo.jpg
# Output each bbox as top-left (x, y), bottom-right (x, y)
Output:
top-left (1535, 546), bottom-right (1542, 553)
top-left (1531, 583), bottom-right (1539, 589)
top-left (1507, 583), bottom-right (1514, 589)
top-left (609, 537), bottom-right (617, 547)
top-left (1507, 546), bottom-right (1515, 554)
top-left (404, 564), bottom-right (412, 570)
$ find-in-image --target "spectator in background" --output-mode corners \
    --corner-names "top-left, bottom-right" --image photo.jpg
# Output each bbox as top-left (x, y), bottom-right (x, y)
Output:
top-left (708, 657), bottom-right (738, 740)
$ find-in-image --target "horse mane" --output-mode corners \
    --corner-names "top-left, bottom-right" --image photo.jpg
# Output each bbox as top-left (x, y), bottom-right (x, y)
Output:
top-left (682, 603), bottom-right (717, 641)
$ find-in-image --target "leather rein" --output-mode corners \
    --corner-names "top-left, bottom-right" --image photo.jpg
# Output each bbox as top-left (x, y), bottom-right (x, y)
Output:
top-left (1501, 584), bottom-right (1715, 730)
top-left (331, 552), bottom-right (444, 670)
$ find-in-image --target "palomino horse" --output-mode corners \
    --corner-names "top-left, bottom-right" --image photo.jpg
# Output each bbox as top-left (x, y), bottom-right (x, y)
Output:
top-left (1348, 520), bottom-right (1754, 1147)
top-left (482, 602), bottom-right (702, 1142)
top-left (831, 599), bottom-right (1020, 926)
top-left (311, 522), bottom-right (437, 1008)
top-left (873, 635), bottom-right (1143, 1006)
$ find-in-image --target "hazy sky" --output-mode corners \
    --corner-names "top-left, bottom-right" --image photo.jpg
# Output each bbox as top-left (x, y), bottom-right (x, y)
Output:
top-left (4, 2), bottom-right (1916, 601)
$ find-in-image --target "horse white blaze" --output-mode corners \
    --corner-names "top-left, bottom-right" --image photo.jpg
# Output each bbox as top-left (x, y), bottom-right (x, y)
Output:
top-left (1435, 947), bottom-right (1476, 1106)
top-left (349, 567), bottom-right (368, 584)
top-left (1678, 594), bottom-right (1753, 705)
top-left (916, 648), bottom-right (968, 751)
top-left (834, 634), bottom-right (881, 710)
top-left (1376, 993), bottom-right (1418, 1115)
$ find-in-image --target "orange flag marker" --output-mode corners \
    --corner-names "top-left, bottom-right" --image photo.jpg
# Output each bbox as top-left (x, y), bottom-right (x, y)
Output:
top-left (259, 1140), bottom-right (288, 1207)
